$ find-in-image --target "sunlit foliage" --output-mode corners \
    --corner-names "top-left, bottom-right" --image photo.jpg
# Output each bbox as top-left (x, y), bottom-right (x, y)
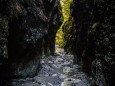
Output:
top-left (60, 0), bottom-right (73, 21)
top-left (56, 0), bottom-right (73, 47)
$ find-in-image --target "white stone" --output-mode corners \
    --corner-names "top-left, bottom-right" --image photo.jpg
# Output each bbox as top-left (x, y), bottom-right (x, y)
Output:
top-left (40, 84), bottom-right (46, 86)
top-left (48, 61), bottom-right (53, 64)
top-left (59, 74), bottom-right (67, 79)
top-left (47, 82), bottom-right (53, 86)
top-left (52, 74), bottom-right (58, 77)
top-left (61, 81), bottom-right (72, 86)
top-left (56, 58), bottom-right (63, 62)
top-left (53, 64), bottom-right (61, 68)
top-left (65, 78), bottom-right (81, 83)
top-left (41, 60), bottom-right (45, 64)
top-left (62, 62), bottom-right (71, 66)
top-left (63, 67), bottom-right (73, 75)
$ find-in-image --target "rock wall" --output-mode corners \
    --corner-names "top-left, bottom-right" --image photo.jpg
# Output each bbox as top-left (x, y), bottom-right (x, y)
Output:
top-left (0, 0), bottom-right (48, 79)
top-left (43, 0), bottom-right (62, 55)
top-left (64, 0), bottom-right (115, 86)
top-left (0, 0), bottom-right (61, 81)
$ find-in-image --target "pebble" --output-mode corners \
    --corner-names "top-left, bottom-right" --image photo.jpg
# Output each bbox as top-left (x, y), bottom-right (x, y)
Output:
top-left (48, 61), bottom-right (53, 64)
top-left (59, 74), bottom-right (67, 79)
top-left (52, 74), bottom-right (58, 77)
top-left (41, 61), bottom-right (45, 64)
top-left (11, 45), bottom-right (90, 86)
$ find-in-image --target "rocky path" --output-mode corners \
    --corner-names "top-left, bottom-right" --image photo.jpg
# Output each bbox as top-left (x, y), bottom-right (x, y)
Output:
top-left (11, 45), bottom-right (90, 86)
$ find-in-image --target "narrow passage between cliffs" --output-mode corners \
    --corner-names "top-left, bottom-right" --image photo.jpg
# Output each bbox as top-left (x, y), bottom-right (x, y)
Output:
top-left (11, 45), bottom-right (90, 86)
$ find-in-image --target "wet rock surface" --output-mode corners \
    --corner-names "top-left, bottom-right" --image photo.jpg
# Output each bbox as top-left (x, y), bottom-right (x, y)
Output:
top-left (63, 0), bottom-right (115, 85)
top-left (0, 0), bottom-right (62, 80)
top-left (0, 16), bottom-right (8, 65)
top-left (43, 0), bottom-right (62, 55)
top-left (7, 0), bottom-right (48, 78)
top-left (11, 45), bottom-right (90, 86)
top-left (0, 0), bottom-right (48, 79)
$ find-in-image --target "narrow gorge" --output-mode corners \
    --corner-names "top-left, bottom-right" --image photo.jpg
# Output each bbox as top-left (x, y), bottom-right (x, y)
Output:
top-left (0, 0), bottom-right (115, 86)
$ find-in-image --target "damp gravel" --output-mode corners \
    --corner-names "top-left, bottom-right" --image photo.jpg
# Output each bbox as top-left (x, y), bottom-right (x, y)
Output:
top-left (11, 45), bottom-right (90, 86)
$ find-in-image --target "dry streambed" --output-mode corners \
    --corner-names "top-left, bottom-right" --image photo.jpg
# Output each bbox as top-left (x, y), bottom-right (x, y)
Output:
top-left (11, 47), bottom-right (90, 86)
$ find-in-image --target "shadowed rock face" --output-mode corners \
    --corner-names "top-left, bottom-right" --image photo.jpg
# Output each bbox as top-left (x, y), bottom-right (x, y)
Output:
top-left (43, 0), bottom-right (62, 55)
top-left (0, 0), bottom-right (62, 81)
top-left (64, 0), bottom-right (115, 86)
top-left (0, 16), bottom-right (8, 67)
top-left (8, 0), bottom-right (48, 78)
top-left (0, 0), bottom-right (48, 79)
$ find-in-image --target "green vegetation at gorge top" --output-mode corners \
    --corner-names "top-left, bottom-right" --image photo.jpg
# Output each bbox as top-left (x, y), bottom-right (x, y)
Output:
top-left (56, 0), bottom-right (73, 47)
top-left (60, 0), bottom-right (73, 21)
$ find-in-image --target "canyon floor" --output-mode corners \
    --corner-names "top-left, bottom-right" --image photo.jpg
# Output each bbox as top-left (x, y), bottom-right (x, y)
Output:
top-left (11, 45), bottom-right (90, 86)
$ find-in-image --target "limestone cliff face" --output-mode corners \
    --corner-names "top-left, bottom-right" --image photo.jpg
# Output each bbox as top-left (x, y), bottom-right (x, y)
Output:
top-left (0, 16), bottom-right (8, 66)
top-left (0, 0), bottom-right (47, 78)
top-left (0, 0), bottom-right (61, 79)
top-left (64, 0), bottom-right (115, 85)
top-left (43, 0), bottom-right (62, 55)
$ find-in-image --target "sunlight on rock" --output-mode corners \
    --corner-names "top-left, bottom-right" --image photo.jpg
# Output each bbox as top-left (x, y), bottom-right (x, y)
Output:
top-left (62, 62), bottom-right (71, 66)
top-left (61, 78), bottom-right (82, 86)
top-left (48, 61), bottom-right (53, 64)
top-left (41, 60), bottom-right (45, 64)
top-left (56, 46), bottom-right (64, 54)
top-left (63, 67), bottom-right (73, 75)
top-left (56, 58), bottom-right (64, 62)
top-left (47, 82), bottom-right (53, 86)
top-left (52, 74), bottom-right (58, 77)
top-left (11, 44), bottom-right (90, 86)
top-left (61, 81), bottom-right (72, 86)
top-left (59, 74), bottom-right (67, 79)
top-left (73, 79), bottom-right (81, 83)
top-left (40, 84), bottom-right (46, 86)
top-left (53, 64), bottom-right (61, 68)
